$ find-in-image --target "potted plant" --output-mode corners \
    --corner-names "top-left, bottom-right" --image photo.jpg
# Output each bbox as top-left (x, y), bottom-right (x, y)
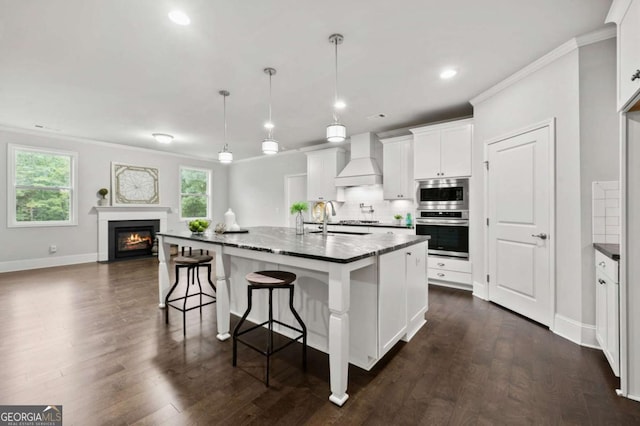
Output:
top-left (290, 201), bottom-right (309, 235)
top-left (393, 214), bottom-right (403, 225)
top-left (98, 188), bottom-right (109, 206)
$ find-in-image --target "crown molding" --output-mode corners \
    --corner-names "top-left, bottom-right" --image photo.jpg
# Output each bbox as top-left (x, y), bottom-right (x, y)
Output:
top-left (605, 0), bottom-right (632, 24)
top-left (470, 26), bottom-right (616, 106)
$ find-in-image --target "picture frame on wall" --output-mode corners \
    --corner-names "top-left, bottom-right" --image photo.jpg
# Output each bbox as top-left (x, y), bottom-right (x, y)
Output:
top-left (111, 162), bottom-right (160, 206)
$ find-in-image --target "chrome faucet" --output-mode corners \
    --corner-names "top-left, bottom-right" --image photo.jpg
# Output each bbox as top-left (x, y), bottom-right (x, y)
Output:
top-left (322, 201), bottom-right (336, 237)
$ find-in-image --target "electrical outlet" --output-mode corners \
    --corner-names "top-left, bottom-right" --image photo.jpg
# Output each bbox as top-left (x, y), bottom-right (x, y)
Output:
top-left (49, 244), bottom-right (57, 254)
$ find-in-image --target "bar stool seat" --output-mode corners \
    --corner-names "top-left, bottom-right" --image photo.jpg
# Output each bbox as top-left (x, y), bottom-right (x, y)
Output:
top-left (165, 248), bottom-right (216, 336)
top-left (233, 270), bottom-right (307, 386)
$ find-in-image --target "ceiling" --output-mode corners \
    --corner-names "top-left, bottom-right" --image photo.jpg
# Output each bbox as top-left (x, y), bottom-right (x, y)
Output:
top-left (0, 0), bottom-right (613, 161)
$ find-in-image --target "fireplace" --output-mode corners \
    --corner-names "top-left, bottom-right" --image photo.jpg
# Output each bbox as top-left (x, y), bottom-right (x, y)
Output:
top-left (108, 220), bottom-right (160, 261)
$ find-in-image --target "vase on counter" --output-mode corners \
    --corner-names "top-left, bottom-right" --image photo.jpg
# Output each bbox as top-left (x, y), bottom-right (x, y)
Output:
top-left (296, 212), bottom-right (304, 235)
top-left (224, 208), bottom-right (236, 228)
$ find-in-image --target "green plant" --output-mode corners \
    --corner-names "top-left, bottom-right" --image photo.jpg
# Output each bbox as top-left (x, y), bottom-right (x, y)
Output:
top-left (98, 188), bottom-right (109, 199)
top-left (290, 201), bottom-right (309, 215)
top-left (188, 218), bottom-right (210, 233)
top-left (394, 214), bottom-right (403, 220)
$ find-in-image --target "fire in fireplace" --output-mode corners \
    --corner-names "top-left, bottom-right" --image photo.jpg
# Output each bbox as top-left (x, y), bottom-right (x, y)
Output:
top-left (108, 220), bottom-right (160, 261)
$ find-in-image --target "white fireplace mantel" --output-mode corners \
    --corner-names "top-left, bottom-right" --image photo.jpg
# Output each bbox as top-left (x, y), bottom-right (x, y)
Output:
top-left (96, 206), bottom-right (171, 261)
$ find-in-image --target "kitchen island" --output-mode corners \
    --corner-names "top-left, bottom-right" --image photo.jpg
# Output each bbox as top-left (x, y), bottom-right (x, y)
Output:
top-left (156, 226), bottom-right (429, 406)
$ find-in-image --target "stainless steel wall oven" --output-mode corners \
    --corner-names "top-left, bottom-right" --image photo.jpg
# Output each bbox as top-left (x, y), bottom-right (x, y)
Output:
top-left (416, 178), bottom-right (470, 258)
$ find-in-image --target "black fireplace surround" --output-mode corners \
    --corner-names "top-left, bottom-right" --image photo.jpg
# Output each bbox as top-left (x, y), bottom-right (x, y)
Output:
top-left (108, 219), bottom-right (160, 262)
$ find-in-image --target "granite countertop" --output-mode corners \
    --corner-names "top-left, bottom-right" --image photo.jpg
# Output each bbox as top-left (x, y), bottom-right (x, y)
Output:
top-left (158, 226), bottom-right (428, 264)
top-left (593, 243), bottom-right (620, 261)
top-left (304, 221), bottom-right (414, 230)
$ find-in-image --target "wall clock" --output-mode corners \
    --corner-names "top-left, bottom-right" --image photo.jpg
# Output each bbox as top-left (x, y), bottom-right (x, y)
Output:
top-left (111, 162), bottom-right (159, 206)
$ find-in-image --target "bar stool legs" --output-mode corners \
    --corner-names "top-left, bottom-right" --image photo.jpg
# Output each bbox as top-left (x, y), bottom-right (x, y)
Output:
top-left (232, 275), bottom-right (307, 387)
top-left (165, 262), bottom-right (216, 336)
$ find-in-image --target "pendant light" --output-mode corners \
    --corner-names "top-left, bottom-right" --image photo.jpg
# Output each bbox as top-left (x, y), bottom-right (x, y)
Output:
top-left (262, 67), bottom-right (279, 155)
top-left (217, 90), bottom-right (233, 164)
top-left (326, 33), bottom-right (346, 143)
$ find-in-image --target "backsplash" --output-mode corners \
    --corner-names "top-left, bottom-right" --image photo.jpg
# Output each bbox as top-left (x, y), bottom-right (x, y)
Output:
top-left (311, 185), bottom-right (415, 224)
top-left (592, 181), bottom-right (620, 244)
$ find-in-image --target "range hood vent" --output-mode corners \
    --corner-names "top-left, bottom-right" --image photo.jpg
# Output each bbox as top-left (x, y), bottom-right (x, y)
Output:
top-left (335, 132), bottom-right (382, 187)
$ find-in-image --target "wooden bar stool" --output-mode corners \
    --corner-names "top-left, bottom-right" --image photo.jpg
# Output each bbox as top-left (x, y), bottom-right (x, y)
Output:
top-left (165, 248), bottom-right (216, 336)
top-left (232, 270), bottom-right (307, 387)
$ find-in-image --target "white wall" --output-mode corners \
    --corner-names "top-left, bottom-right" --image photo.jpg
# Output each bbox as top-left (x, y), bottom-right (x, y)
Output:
top-left (578, 38), bottom-right (619, 328)
top-left (228, 152), bottom-right (307, 227)
top-left (0, 128), bottom-right (227, 270)
top-left (471, 39), bottom-right (617, 343)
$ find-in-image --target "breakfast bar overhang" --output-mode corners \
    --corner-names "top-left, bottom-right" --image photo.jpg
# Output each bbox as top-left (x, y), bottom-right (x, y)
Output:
top-left (156, 226), bottom-right (429, 406)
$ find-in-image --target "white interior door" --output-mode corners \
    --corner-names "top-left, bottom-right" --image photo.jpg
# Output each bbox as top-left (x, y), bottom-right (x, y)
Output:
top-left (487, 124), bottom-right (553, 326)
top-left (285, 174), bottom-right (307, 227)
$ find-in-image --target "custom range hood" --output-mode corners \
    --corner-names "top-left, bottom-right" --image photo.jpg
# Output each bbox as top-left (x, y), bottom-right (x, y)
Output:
top-left (335, 132), bottom-right (383, 187)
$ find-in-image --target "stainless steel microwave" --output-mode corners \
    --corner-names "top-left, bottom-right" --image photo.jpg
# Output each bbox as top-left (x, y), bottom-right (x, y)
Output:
top-left (417, 178), bottom-right (469, 210)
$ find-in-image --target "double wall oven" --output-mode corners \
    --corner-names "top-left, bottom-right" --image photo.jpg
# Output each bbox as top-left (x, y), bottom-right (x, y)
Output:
top-left (415, 178), bottom-right (469, 259)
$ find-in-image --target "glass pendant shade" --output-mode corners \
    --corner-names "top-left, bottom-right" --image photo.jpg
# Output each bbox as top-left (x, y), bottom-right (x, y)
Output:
top-left (262, 138), bottom-right (279, 155)
top-left (218, 149), bottom-right (233, 163)
top-left (326, 122), bottom-right (346, 143)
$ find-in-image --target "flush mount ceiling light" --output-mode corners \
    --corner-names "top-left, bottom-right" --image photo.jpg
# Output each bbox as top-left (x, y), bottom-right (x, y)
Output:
top-left (168, 10), bottom-right (190, 26)
top-left (217, 90), bottom-right (233, 164)
top-left (326, 33), bottom-right (347, 143)
top-left (152, 133), bottom-right (173, 144)
top-left (440, 68), bottom-right (458, 79)
top-left (261, 67), bottom-right (279, 155)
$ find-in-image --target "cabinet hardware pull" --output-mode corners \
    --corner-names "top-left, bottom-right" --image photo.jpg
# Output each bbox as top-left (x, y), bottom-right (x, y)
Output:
top-left (598, 261), bottom-right (606, 267)
top-left (437, 273), bottom-right (445, 277)
top-left (406, 252), bottom-right (412, 255)
top-left (632, 69), bottom-right (640, 81)
top-left (531, 233), bottom-right (547, 240)
top-left (437, 263), bottom-right (445, 267)
top-left (598, 278), bottom-right (606, 285)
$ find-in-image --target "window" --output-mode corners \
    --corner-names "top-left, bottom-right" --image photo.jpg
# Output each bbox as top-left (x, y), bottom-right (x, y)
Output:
top-left (179, 166), bottom-right (211, 220)
top-left (8, 144), bottom-right (78, 227)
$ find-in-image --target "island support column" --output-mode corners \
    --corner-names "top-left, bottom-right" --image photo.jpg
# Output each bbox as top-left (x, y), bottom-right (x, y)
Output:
top-left (328, 263), bottom-right (351, 406)
top-left (215, 249), bottom-right (232, 341)
top-left (157, 236), bottom-right (171, 307)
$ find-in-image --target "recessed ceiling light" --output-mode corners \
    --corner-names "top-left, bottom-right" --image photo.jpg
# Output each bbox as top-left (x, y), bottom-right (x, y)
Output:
top-left (440, 68), bottom-right (458, 79)
top-left (366, 113), bottom-right (387, 120)
top-left (152, 133), bottom-right (174, 144)
top-left (168, 10), bottom-right (190, 26)
top-left (334, 100), bottom-right (346, 110)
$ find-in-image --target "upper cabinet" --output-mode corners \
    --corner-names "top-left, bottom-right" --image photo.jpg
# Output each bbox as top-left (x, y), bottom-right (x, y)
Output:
top-left (608, 0), bottom-right (640, 110)
top-left (306, 148), bottom-right (346, 201)
top-left (380, 135), bottom-right (414, 200)
top-left (410, 118), bottom-right (473, 180)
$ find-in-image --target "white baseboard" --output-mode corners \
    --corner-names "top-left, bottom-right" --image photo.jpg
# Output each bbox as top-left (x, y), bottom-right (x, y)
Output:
top-left (553, 313), bottom-right (599, 348)
top-left (0, 253), bottom-right (98, 273)
top-left (472, 280), bottom-right (489, 300)
top-left (625, 393), bottom-right (640, 403)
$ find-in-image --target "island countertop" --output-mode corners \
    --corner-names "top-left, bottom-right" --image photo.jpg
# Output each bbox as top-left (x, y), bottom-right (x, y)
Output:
top-left (158, 226), bottom-right (429, 264)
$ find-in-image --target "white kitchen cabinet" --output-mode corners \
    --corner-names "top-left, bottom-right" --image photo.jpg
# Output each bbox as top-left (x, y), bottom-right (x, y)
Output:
top-left (428, 256), bottom-right (472, 290)
top-left (595, 249), bottom-right (620, 376)
top-left (404, 241), bottom-right (428, 340)
top-left (609, 0), bottom-right (640, 110)
top-left (411, 118), bottom-right (473, 180)
top-left (306, 148), bottom-right (346, 201)
top-left (380, 135), bottom-right (414, 200)
top-left (378, 241), bottom-right (428, 357)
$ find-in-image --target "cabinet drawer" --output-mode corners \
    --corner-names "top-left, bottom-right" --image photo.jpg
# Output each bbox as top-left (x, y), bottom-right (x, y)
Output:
top-left (428, 268), bottom-right (472, 285)
top-left (595, 250), bottom-right (619, 283)
top-left (428, 256), bottom-right (472, 273)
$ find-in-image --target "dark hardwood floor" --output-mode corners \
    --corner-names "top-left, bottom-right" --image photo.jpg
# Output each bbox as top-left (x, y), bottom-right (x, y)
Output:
top-left (1, 258), bottom-right (639, 425)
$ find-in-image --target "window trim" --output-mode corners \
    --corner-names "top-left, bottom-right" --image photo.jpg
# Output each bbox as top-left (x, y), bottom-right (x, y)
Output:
top-left (179, 165), bottom-right (211, 221)
top-left (7, 143), bottom-right (79, 228)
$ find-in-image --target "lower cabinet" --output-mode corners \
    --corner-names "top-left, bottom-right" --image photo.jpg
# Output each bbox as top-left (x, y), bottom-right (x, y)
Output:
top-left (428, 256), bottom-right (472, 290)
top-left (595, 250), bottom-right (620, 376)
top-left (378, 241), bottom-right (428, 357)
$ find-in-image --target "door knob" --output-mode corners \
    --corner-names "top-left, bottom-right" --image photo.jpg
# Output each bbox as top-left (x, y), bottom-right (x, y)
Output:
top-left (531, 233), bottom-right (548, 240)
